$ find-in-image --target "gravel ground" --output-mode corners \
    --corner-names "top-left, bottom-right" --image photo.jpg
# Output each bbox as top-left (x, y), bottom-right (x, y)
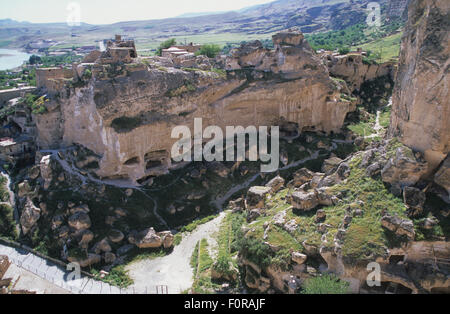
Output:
top-left (126, 212), bottom-right (226, 294)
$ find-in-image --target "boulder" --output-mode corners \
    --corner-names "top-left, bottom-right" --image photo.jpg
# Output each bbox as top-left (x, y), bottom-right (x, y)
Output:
top-left (229, 198), bottom-right (244, 213)
top-left (381, 214), bottom-right (415, 240)
top-left (18, 181), bottom-right (32, 198)
top-left (322, 157), bottom-right (343, 175)
top-left (28, 166), bottom-right (40, 180)
top-left (39, 155), bottom-right (53, 189)
top-left (291, 168), bottom-right (315, 187)
top-left (159, 231), bottom-right (174, 249)
top-left (316, 187), bottom-right (336, 206)
top-left (109, 229), bottom-right (125, 243)
top-left (93, 238), bottom-right (112, 254)
top-left (403, 187), bottom-right (426, 217)
top-left (135, 228), bottom-right (162, 249)
top-left (273, 210), bottom-right (287, 227)
top-left (79, 230), bottom-right (94, 248)
top-left (247, 209), bottom-right (262, 223)
top-left (283, 219), bottom-right (298, 234)
top-left (366, 162), bottom-right (383, 177)
top-left (104, 252), bottom-right (116, 264)
top-left (315, 209), bottom-right (327, 223)
top-left (70, 205), bottom-right (90, 215)
top-left (420, 217), bottom-right (439, 230)
top-left (291, 191), bottom-right (319, 211)
top-left (58, 226), bottom-right (70, 239)
top-left (117, 244), bottom-right (134, 256)
top-left (68, 253), bottom-right (101, 268)
top-left (291, 252), bottom-right (307, 265)
top-left (51, 215), bottom-right (64, 230)
top-left (68, 212), bottom-right (92, 231)
top-left (266, 176), bottom-right (285, 194)
top-left (246, 186), bottom-right (271, 210)
top-left (381, 147), bottom-right (428, 187)
top-left (20, 198), bottom-right (41, 235)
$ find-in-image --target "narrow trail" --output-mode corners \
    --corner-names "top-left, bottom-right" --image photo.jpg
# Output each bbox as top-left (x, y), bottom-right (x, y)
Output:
top-left (139, 190), bottom-right (169, 230)
top-left (365, 97), bottom-right (392, 140)
top-left (41, 148), bottom-right (170, 229)
top-left (128, 139), bottom-right (350, 293)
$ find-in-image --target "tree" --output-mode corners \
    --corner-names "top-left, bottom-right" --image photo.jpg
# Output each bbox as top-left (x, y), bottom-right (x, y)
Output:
top-left (196, 44), bottom-right (221, 58)
top-left (338, 47), bottom-right (351, 55)
top-left (29, 55), bottom-right (41, 65)
top-left (156, 38), bottom-right (177, 56)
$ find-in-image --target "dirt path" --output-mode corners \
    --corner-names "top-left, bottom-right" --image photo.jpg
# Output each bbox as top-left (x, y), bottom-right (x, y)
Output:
top-left (126, 139), bottom-right (351, 294)
top-left (126, 212), bottom-right (226, 294)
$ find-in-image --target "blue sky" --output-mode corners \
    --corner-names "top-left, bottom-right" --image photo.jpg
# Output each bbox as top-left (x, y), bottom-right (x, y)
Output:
top-left (0, 0), bottom-right (274, 24)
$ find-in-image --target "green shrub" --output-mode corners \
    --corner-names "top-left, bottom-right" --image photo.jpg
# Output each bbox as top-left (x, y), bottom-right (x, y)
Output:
top-left (92, 265), bottom-right (133, 288)
top-left (0, 203), bottom-right (18, 240)
top-left (181, 215), bottom-right (216, 233)
top-left (196, 44), bottom-right (221, 58)
top-left (212, 254), bottom-right (232, 274)
top-left (338, 47), bottom-right (351, 55)
top-left (82, 68), bottom-right (92, 80)
top-left (301, 274), bottom-right (350, 294)
top-left (156, 38), bottom-right (177, 56)
top-left (235, 236), bottom-right (272, 268)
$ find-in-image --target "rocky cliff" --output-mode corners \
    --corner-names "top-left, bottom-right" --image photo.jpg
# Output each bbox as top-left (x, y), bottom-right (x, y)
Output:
top-left (389, 0), bottom-right (449, 175)
top-left (35, 29), bottom-right (356, 184)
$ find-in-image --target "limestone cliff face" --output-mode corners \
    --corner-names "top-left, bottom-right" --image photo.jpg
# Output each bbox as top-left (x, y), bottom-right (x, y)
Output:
top-left (35, 30), bottom-right (355, 184)
top-left (327, 54), bottom-right (396, 91)
top-left (389, 0), bottom-right (450, 172)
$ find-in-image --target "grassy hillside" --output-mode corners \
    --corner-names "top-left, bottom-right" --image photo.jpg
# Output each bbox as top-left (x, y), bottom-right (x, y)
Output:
top-left (354, 32), bottom-right (402, 62)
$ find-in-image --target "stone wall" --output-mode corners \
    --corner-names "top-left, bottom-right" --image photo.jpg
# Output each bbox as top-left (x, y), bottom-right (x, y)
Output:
top-left (0, 87), bottom-right (36, 106)
top-left (36, 68), bottom-right (73, 94)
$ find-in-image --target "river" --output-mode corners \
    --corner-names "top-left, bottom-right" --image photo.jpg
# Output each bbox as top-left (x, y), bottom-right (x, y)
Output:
top-left (0, 49), bottom-right (32, 71)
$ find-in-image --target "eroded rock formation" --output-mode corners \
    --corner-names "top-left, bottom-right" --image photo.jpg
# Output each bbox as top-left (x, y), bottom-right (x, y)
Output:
top-left (34, 29), bottom-right (356, 184)
top-left (389, 0), bottom-right (450, 173)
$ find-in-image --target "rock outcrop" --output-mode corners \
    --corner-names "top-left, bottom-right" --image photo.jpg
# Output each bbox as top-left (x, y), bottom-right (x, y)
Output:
top-left (389, 0), bottom-right (450, 172)
top-left (327, 53), bottom-right (395, 91)
top-left (20, 198), bottom-right (41, 235)
top-left (130, 228), bottom-right (174, 249)
top-left (34, 29), bottom-right (355, 184)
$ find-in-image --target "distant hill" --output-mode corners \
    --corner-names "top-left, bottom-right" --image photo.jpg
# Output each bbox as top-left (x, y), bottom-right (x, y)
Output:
top-left (0, 0), bottom-right (408, 51)
top-left (175, 11), bottom-right (228, 18)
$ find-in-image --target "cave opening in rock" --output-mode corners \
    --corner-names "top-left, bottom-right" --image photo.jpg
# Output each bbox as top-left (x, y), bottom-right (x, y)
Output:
top-left (137, 175), bottom-right (155, 185)
top-left (146, 159), bottom-right (163, 170)
top-left (360, 281), bottom-right (413, 294)
top-left (144, 150), bottom-right (169, 170)
top-left (389, 255), bottom-right (406, 265)
top-left (124, 156), bottom-right (140, 166)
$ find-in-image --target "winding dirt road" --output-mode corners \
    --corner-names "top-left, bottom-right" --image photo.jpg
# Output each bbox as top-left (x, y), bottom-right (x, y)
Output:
top-left (126, 212), bottom-right (226, 294)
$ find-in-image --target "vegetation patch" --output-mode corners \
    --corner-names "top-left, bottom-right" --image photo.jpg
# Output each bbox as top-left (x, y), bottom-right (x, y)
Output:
top-left (0, 203), bottom-right (18, 240)
top-left (301, 274), bottom-right (350, 294)
top-left (167, 81), bottom-right (196, 98)
top-left (190, 238), bottom-right (219, 293)
top-left (92, 265), bottom-right (133, 288)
